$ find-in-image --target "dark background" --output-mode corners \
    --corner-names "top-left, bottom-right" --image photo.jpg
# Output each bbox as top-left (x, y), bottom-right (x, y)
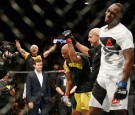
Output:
top-left (0, 0), bottom-right (135, 52)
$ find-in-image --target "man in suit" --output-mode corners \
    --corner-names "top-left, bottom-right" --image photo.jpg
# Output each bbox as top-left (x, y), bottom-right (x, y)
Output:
top-left (26, 59), bottom-right (51, 115)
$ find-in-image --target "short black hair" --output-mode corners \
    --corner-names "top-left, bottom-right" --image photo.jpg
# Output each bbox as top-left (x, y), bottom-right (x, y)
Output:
top-left (115, 3), bottom-right (125, 16)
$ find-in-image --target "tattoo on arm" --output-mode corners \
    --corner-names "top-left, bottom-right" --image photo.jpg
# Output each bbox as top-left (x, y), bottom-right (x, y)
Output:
top-left (20, 49), bottom-right (26, 55)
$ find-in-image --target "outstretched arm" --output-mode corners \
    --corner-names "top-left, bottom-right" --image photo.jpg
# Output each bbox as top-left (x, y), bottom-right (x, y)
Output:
top-left (15, 40), bottom-right (27, 58)
top-left (67, 42), bottom-right (82, 63)
top-left (75, 42), bottom-right (90, 57)
top-left (43, 44), bottom-right (57, 58)
top-left (62, 30), bottom-right (90, 57)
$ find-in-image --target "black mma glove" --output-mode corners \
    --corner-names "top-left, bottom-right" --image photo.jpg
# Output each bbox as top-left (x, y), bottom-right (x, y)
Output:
top-left (114, 81), bottom-right (127, 100)
top-left (15, 35), bottom-right (24, 41)
top-left (56, 41), bottom-right (61, 46)
top-left (62, 30), bottom-right (77, 45)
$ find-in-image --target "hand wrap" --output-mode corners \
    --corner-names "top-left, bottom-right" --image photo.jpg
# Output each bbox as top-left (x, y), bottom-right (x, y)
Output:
top-left (114, 81), bottom-right (127, 100)
top-left (62, 30), bottom-right (77, 45)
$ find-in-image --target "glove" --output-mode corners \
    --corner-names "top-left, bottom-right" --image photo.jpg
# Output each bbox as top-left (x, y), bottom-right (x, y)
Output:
top-left (61, 95), bottom-right (72, 107)
top-left (114, 81), bottom-right (127, 100)
top-left (15, 35), bottom-right (24, 41)
top-left (62, 30), bottom-right (77, 45)
top-left (55, 41), bottom-right (61, 47)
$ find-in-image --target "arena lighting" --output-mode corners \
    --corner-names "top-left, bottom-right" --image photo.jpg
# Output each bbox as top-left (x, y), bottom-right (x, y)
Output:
top-left (10, 1), bottom-right (23, 14)
top-left (44, 19), bottom-right (54, 28)
top-left (68, 5), bottom-right (91, 29)
top-left (46, 0), bottom-right (55, 4)
top-left (84, 0), bottom-right (95, 5)
top-left (0, 103), bottom-right (12, 115)
top-left (1, 13), bottom-right (23, 38)
top-left (12, 27), bottom-right (21, 35)
top-left (35, 31), bottom-right (45, 41)
top-left (89, 9), bottom-right (105, 28)
top-left (32, 4), bottom-right (44, 16)
top-left (65, 0), bottom-right (77, 4)
top-left (122, 2), bottom-right (135, 30)
top-left (22, 16), bottom-right (34, 27)
top-left (80, 5), bottom-right (91, 15)
top-left (23, 41), bottom-right (31, 51)
top-left (66, 21), bottom-right (74, 28)
top-left (54, 7), bottom-right (63, 16)
top-left (1, 14), bottom-right (14, 27)
top-left (81, 2), bottom-right (108, 38)
top-left (62, 4), bottom-right (74, 14)
top-left (0, 0), bottom-right (134, 47)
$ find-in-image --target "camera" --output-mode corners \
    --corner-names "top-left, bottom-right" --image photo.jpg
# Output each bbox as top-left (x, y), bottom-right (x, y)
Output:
top-left (3, 51), bottom-right (19, 60)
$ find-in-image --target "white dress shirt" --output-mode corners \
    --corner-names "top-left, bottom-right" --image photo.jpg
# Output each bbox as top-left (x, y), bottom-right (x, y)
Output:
top-left (35, 70), bottom-right (43, 87)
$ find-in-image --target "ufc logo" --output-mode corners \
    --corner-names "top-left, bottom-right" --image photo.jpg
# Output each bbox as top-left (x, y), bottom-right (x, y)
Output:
top-left (118, 90), bottom-right (126, 94)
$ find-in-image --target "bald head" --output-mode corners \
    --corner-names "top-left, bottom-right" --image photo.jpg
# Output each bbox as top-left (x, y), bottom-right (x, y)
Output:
top-left (61, 44), bottom-right (69, 54)
top-left (88, 28), bottom-right (100, 47)
top-left (89, 28), bottom-right (100, 36)
top-left (61, 44), bottom-right (70, 61)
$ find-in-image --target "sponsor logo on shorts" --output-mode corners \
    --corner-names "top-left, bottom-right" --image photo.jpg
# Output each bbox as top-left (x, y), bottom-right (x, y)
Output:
top-left (81, 102), bottom-right (85, 107)
top-left (111, 98), bottom-right (121, 107)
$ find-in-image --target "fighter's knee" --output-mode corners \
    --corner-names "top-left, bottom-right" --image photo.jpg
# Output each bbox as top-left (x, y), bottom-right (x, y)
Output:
top-left (89, 107), bottom-right (102, 115)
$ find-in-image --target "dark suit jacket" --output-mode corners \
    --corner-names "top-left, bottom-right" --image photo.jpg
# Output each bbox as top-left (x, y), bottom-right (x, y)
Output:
top-left (26, 71), bottom-right (51, 104)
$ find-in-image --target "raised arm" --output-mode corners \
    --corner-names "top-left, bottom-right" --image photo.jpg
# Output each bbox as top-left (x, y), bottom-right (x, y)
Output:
top-left (62, 29), bottom-right (99, 58)
top-left (62, 30), bottom-right (82, 63)
top-left (67, 43), bottom-right (82, 63)
top-left (15, 40), bottom-right (27, 58)
top-left (43, 44), bottom-right (57, 58)
top-left (75, 42), bottom-right (90, 57)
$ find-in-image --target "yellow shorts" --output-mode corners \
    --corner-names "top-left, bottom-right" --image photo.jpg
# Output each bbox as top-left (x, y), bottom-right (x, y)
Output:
top-left (73, 92), bottom-right (91, 111)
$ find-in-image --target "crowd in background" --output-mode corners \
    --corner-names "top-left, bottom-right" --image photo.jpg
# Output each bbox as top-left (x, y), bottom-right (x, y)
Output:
top-left (0, 40), bottom-right (135, 115)
top-left (0, 3), bottom-right (135, 115)
top-left (0, 40), bottom-right (65, 115)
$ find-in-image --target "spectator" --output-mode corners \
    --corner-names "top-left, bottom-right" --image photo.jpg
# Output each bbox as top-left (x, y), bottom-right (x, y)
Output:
top-left (0, 44), bottom-right (23, 115)
top-left (26, 59), bottom-right (51, 115)
top-left (15, 39), bottom-right (57, 71)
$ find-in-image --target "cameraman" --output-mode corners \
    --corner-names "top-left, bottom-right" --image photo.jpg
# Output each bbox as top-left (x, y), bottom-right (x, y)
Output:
top-left (0, 45), bottom-right (23, 115)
